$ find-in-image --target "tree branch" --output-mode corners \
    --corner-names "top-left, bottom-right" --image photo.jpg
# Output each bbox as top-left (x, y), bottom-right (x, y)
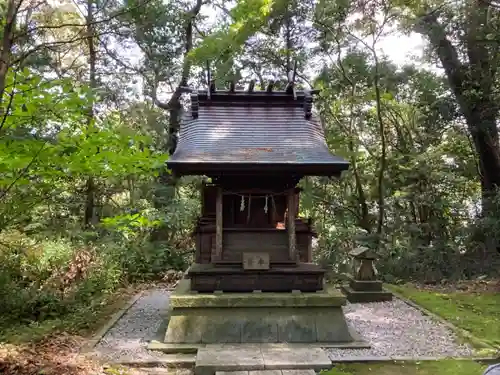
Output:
top-left (0, 141), bottom-right (47, 202)
top-left (466, 0), bottom-right (495, 95)
top-left (14, 0), bottom-right (155, 40)
top-left (416, 11), bottom-right (468, 100)
top-left (151, 0), bottom-right (204, 110)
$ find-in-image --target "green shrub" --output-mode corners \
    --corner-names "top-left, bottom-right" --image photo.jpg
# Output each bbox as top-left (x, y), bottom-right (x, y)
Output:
top-left (100, 239), bottom-right (188, 282)
top-left (0, 234), bottom-right (120, 328)
top-left (0, 190), bottom-right (198, 337)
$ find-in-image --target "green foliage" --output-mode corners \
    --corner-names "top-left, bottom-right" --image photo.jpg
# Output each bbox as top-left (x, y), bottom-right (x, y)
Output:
top-left (0, 58), bottom-right (190, 338)
top-left (0, 234), bottom-right (116, 326)
top-left (0, 68), bottom-right (169, 233)
top-left (304, 50), bottom-right (488, 282)
top-left (190, 0), bottom-right (275, 64)
top-left (0, 214), bottom-right (192, 335)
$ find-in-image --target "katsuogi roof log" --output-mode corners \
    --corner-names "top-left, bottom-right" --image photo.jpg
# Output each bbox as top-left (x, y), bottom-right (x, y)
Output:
top-left (167, 86), bottom-right (349, 177)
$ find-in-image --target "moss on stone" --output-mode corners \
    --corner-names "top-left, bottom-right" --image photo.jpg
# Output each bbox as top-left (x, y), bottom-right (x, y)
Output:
top-left (170, 279), bottom-right (346, 309)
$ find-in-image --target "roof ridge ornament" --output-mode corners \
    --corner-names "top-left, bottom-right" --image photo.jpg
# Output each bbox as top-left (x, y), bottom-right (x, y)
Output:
top-left (247, 79), bottom-right (255, 93)
top-left (206, 61), bottom-right (212, 99)
top-left (191, 90), bottom-right (199, 119)
top-left (285, 61), bottom-right (298, 99)
top-left (266, 80), bottom-right (275, 93)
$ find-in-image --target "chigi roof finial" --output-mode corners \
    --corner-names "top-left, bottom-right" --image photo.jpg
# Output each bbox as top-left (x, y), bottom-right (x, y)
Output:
top-left (266, 80), bottom-right (275, 93)
top-left (304, 89), bottom-right (313, 119)
top-left (206, 61), bottom-right (211, 99)
top-left (285, 60), bottom-right (298, 99)
top-left (191, 90), bottom-right (199, 119)
top-left (247, 79), bottom-right (255, 93)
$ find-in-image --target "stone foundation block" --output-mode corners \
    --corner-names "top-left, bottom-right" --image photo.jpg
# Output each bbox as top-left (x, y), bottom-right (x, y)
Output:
top-left (341, 285), bottom-right (393, 303)
top-left (164, 280), bottom-right (360, 345)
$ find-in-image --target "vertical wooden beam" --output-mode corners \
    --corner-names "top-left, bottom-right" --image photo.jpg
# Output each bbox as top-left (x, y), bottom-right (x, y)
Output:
top-left (215, 186), bottom-right (223, 261)
top-left (295, 190), bottom-right (300, 216)
top-left (307, 234), bottom-right (313, 262)
top-left (306, 218), bottom-right (313, 262)
top-left (287, 189), bottom-right (297, 262)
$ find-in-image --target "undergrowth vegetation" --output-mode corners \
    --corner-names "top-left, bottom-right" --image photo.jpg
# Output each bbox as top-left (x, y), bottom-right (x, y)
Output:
top-left (0, 187), bottom-right (199, 338)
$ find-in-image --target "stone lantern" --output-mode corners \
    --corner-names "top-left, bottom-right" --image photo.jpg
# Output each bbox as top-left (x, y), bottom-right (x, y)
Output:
top-left (341, 246), bottom-right (393, 303)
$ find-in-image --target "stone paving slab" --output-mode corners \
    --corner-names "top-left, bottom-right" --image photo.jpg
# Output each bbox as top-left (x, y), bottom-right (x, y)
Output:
top-left (260, 346), bottom-right (330, 371)
top-left (195, 345), bottom-right (265, 375)
top-left (196, 344), bottom-right (328, 375)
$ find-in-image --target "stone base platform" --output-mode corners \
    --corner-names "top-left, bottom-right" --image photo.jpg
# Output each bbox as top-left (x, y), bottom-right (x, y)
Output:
top-left (188, 263), bottom-right (324, 293)
top-left (163, 279), bottom-right (367, 345)
top-left (341, 277), bottom-right (393, 303)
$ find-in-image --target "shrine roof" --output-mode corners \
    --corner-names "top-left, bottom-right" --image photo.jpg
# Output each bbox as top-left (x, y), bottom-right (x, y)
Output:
top-left (167, 88), bottom-right (349, 176)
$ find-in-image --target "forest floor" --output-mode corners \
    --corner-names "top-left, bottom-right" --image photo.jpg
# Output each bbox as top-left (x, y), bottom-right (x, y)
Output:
top-left (0, 282), bottom-right (174, 375)
top-left (0, 279), bottom-right (498, 375)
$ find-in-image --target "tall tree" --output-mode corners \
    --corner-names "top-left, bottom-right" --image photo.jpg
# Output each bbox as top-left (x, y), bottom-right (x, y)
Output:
top-left (398, 0), bottom-right (500, 211)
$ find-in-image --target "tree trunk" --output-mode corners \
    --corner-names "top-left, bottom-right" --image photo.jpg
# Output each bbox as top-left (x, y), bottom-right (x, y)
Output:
top-left (84, 177), bottom-right (95, 227)
top-left (466, 105), bottom-right (500, 206)
top-left (348, 139), bottom-right (371, 232)
top-left (417, 11), bottom-right (500, 215)
top-left (373, 54), bottom-right (387, 248)
top-left (149, 0), bottom-right (203, 241)
top-left (84, 0), bottom-right (98, 227)
top-left (153, 0), bottom-right (203, 155)
top-left (0, 0), bottom-right (18, 109)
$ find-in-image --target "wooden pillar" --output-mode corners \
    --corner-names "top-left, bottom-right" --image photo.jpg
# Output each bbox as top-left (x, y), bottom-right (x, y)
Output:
top-left (215, 186), bottom-right (223, 261)
top-left (287, 188), bottom-right (297, 262)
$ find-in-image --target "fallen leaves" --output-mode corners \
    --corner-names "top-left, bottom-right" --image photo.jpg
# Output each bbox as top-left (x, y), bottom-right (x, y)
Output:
top-left (0, 333), bottom-right (104, 375)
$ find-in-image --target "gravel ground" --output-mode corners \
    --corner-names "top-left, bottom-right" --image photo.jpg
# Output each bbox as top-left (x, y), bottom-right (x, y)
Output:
top-left (92, 289), bottom-right (172, 363)
top-left (327, 298), bottom-right (474, 360)
top-left (92, 288), bottom-right (474, 363)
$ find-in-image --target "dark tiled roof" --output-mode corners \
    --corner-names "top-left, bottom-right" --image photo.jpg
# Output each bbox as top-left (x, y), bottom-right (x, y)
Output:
top-left (168, 91), bottom-right (349, 175)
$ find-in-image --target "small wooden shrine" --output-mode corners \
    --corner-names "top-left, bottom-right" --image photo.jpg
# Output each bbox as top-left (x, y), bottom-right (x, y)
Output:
top-left (159, 77), bottom-right (365, 346)
top-left (168, 80), bottom-right (349, 294)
